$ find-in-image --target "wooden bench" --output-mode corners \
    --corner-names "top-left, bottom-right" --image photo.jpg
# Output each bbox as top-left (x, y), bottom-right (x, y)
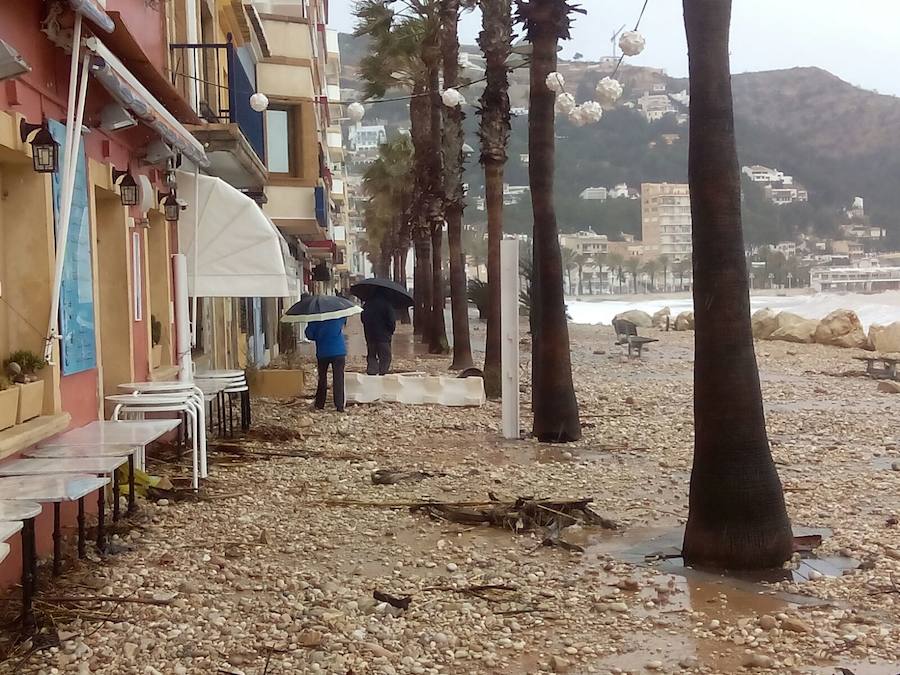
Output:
top-left (612, 319), bottom-right (659, 358)
top-left (853, 356), bottom-right (900, 380)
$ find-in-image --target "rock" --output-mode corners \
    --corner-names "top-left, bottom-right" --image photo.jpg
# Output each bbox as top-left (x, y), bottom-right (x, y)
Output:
top-left (781, 617), bottom-right (814, 634)
top-left (813, 309), bottom-right (870, 349)
top-left (446, 562), bottom-right (458, 572)
top-left (608, 601), bottom-right (629, 612)
top-left (646, 660), bottom-right (663, 670)
top-left (299, 630), bottom-right (324, 647)
top-left (678, 656), bottom-right (699, 669)
top-left (807, 570), bottom-right (823, 581)
top-left (178, 580), bottom-right (199, 594)
top-left (673, 311), bottom-right (694, 331)
top-left (877, 381), bottom-right (900, 394)
top-left (751, 308), bottom-right (778, 339)
top-left (651, 307), bottom-right (671, 328)
top-left (156, 499), bottom-right (169, 507)
top-left (868, 321), bottom-right (900, 354)
top-left (892, 461), bottom-right (900, 471)
top-left (770, 318), bottom-right (818, 344)
top-left (123, 643), bottom-right (139, 660)
top-left (758, 615), bottom-right (777, 630)
top-left (743, 653), bottom-right (774, 668)
top-left (774, 311), bottom-right (807, 331)
top-left (613, 310), bottom-right (653, 328)
top-left (550, 655), bottom-right (570, 673)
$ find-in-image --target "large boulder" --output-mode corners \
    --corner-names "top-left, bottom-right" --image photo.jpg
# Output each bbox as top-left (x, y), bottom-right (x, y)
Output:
top-left (869, 322), bottom-right (900, 354)
top-left (651, 307), bottom-right (671, 328)
top-left (613, 310), bottom-right (653, 328)
top-left (813, 309), bottom-right (870, 349)
top-left (751, 308), bottom-right (778, 340)
top-left (673, 311), bottom-right (694, 331)
top-left (770, 319), bottom-right (819, 344)
top-left (774, 311), bottom-right (807, 331)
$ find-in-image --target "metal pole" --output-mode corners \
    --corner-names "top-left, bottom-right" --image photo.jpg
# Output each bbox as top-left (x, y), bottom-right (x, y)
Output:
top-left (191, 166), bottom-right (200, 347)
top-left (174, 254), bottom-right (194, 382)
top-left (45, 17), bottom-right (87, 361)
top-left (500, 240), bottom-right (519, 440)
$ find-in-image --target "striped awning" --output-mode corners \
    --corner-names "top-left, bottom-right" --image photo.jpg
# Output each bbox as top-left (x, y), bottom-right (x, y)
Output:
top-left (85, 37), bottom-right (209, 168)
top-left (67, 0), bottom-right (115, 33)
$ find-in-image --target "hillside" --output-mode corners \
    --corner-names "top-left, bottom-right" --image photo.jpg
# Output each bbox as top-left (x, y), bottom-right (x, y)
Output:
top-left (338, 34), bottom-right (900, 245)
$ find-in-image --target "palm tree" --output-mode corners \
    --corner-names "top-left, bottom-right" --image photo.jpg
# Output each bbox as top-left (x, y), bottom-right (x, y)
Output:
top-left (625, 257), bottom-right (640, 293)
top-left (572, 252), bottom-right (587, 296)
top-left (518, 0), bottom-right (582, 443)
top-left (560, 246), bottom-right (576, 294)
top-left (642, 259), bottom-right (660, 292)
top-left (478, 0), bottom-right (513, 398)
top-left (658, 254), bottom-right (670, 292)
top-left (441, 0), bottom-right (473, 368)
top-left (606, 252), bottom-right (624, 293)
top-left (682, 0), bottom-right (792, 569)
top-left (463, 226), bottom-right (488, 281)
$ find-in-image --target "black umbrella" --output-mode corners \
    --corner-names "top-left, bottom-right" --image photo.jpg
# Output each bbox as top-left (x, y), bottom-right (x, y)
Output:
top-left (281, 294), bottom-right (362, 323)
top-left (350, 278), bottom-right (414, 308)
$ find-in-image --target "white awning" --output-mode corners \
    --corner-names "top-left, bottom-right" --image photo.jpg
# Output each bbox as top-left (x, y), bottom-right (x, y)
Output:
top-left (68, 0), bottom-right (114, 33)
top-left (176, 171), bottom-right (299, 298)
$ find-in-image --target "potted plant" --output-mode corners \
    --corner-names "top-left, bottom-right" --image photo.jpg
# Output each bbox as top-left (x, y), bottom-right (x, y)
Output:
top-left (151, 315), bottom-right (163, 369)
top-left (4, 350), bottom-right (47, 423)
top-left (0, 375), bottom-right (18, 431)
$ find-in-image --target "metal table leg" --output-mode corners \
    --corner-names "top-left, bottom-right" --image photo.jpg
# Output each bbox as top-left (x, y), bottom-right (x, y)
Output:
top-left (77, 497), bottom-right (85, 559)
top-left (228, 394), bottom-right (234, 438)
top-left (113, 469), bottom-right (120, 522)
top-left (21, 519), bottom-right (36, 629)
top-left (97, 487), bottom-right (106, 553)
top-left (127, 455), bottom-right (136, 514)
top-left (52, 503), bottom-right (61, 576)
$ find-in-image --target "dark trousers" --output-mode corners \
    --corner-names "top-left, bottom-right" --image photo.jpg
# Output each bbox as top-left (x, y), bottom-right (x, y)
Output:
top-left (366, 341), bottom-right (392, 376)
top-left (315, 356), bottom-right (345, 411)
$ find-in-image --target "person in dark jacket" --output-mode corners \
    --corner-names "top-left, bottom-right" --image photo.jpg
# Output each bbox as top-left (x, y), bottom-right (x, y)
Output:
top-left (361, 289), bottom-right (396, 376)
top-left (305, 317), bottom-right (347, 411)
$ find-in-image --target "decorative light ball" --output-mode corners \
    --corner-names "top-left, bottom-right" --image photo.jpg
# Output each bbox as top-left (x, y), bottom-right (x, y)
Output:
top-left (555, 92), bottom-right (576, 115)
top-left (595, 77), bottom-right (623, 106)
top-left (441, 88), bottom-right (465, 108)
top-left (618, 30), bottom-right (646, 57)
top-left (580, 101), bottom-right (603, 124)
top-left (249, 92), bottom-right (269, 112)
top-left (545, 71), bottom-right (565, 93)
top-left (347, 101), bottom-right (366, 123)
top-left (569, 105), bottom-right (587, 127)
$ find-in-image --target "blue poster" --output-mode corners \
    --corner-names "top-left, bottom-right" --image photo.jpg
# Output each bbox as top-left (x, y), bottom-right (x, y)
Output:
top-left (49, 120), bottom-right (97, 374)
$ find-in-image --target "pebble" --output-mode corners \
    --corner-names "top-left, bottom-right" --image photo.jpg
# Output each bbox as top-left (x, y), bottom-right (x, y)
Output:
top-left (446, 562), bottom-right (459, 572)
top-left (758, 615), bottom-right (777, 630)
top-left (550, 655), bottom-right (570, 673)
top-left (743, 653), bottom-right (775, 668)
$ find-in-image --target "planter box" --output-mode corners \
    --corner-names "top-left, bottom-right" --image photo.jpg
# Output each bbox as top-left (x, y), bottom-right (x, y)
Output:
top-left (0, 388), bottom-right (19, 431)
top-left (151, 344), bottom-right (163, 369)
top-left (16, 380), bottom-right (44, 424)
top-left (247, 369), bottom-right (305, 399)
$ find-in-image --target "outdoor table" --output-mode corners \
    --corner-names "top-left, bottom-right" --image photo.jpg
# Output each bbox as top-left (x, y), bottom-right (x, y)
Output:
top-left (197, 369), bottom-right (244, 379)
top-left (0, 457), bottom-right (129, 523)
top-left (24, 446), bottom-right (139, 514)
top-left (194, 379), bottom-right (230, 436)
top-left (0, 474), bottom-right (110, 575)
top-left (0, 500), bottom-right (41, 625)
top-left (0, 520), bottom-right (22, 544)
top-left (0, 543), bottom-right (8, 564)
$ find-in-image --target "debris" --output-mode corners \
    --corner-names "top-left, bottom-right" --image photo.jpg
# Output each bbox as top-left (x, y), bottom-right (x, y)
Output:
top-left (371, 468), bottom-right (446, 485)
top-left (372, 590), bottom-right (412, 611)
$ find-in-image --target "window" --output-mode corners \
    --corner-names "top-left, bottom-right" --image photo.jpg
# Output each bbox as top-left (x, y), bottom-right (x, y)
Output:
top-left (266, 108), bottom-right (292, 174)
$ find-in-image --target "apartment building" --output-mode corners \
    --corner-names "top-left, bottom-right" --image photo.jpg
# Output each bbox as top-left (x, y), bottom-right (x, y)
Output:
top-left (641, 182), bottom-right (692, 260)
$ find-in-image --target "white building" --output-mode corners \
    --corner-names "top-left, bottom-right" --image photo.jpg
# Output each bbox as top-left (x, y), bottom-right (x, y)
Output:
top-left (348, 124), bottom-right (387, 152)
top-left (504, 184), bottom-right (530, 205)
top-left (579, 187), bottom-right (608, 201)
top-left (810, 266), bottom-right (900, 292)
top-left (559, 230), bottom-right (609, 257)
top-left (764, 184), bottom-right (808, 205)
top-left (609, 183), bottom-right (631, 199)
top-left (641, 182), bottom-right (692, 260)
top-left (637, 92), bottom-right (677, 122)
top-left (774, 241), bottom-right (797, 258)
top-left (742, 165), bottom-right (788, 184)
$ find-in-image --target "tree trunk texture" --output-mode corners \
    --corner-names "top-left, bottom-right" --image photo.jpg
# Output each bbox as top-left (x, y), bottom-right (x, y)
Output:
top-left (441, 0), bottom-right (473, 369)
top-left (682, 0), bottom-right (792, 570)
top-left (478, 0), bottom-right (512, 399)
top-left (429, 227), bottom-right (449, 353)
top-left (525, 1), bottom-right (580, 443)
top-left (409, 78), bottom-right (433, 341)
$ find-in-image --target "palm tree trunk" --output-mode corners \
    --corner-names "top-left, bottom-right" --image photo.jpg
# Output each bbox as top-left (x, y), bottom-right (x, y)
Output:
top-left (682, 0), bottom-right (792, 569)
top-left (441, 0), bottom-right (473, 369)
top-left (526, 0), bottom-right (580, 443)
top-left (478, 0), bottom-right (511, 399)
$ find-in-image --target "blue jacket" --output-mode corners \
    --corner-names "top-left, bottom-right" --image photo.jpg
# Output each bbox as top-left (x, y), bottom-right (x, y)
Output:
top-left (305, 318), bottom-right (347, 359)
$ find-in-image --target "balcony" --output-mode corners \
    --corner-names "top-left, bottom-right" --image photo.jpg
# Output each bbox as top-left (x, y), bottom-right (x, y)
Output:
top-left (170, 38), bottom-right (267, 189)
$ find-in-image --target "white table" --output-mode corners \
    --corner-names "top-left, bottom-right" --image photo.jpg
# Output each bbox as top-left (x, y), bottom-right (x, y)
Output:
top-left (0, 500), bottom-right (41, 625)
top-left (24, 446), bottom-right (139, 514)
top-left (197, 369), bottom-right (244, 379)
top-left (39, 420), bottom-right (180, 448)
top-left (0, 474), bottom-right (110, 576)
top-left (0, 457), bottom-right (128, 522)
top-left (0, 543), bottom-right (8, 565)
top-left (0, 520), bottom-right (22, 543)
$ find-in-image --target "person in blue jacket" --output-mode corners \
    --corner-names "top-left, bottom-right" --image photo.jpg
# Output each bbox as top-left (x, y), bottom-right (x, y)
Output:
top-left (305, 317), bottom-right (347, 412)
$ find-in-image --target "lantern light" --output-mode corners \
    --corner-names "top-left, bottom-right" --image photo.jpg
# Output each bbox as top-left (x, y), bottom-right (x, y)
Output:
top-left (545, 71), bottom-right (565, 93)
top-left (20, 119), bottom-right (58, 173)
top-left (112, 169), bottom-right (140, 207)
top-left (618, 31), bottom-right (646, 57)
top-left (159, 191), bottom-right (181, 223)
top-left (249, 92), bottom-right (269, 113)
top-left (347, 101), bottom-right (366, 124)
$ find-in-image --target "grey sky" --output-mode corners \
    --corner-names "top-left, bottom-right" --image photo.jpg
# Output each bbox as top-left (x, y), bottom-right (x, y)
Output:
top-left (329, 1), bottom-right (900, 97)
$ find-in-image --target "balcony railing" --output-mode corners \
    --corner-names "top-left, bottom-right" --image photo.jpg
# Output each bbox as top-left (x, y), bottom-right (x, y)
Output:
top-left (169, 36), bottom-right (266, 164)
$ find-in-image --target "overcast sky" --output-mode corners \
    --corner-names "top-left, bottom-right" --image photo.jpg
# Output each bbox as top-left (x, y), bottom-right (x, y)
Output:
top-left (328, 1), bottom-right (900, 97)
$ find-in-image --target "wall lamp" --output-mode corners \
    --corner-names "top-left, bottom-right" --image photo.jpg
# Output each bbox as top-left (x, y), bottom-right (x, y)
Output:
top-left (20, 119), bottom-right (59, 173)
top-left (112, 168), bottom-right (139, 206)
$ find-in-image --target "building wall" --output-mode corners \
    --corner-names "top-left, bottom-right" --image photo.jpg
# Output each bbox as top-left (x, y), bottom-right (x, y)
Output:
top-left (641, 182), bottom-right (692, 260)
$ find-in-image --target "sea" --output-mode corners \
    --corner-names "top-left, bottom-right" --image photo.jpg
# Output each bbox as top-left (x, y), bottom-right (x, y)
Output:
top-left (566, 290), bottom-right (900, 330)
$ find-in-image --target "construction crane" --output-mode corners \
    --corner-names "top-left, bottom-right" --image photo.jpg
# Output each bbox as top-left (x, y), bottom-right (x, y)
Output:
top-left (610, 24), bottom-right (626, 59)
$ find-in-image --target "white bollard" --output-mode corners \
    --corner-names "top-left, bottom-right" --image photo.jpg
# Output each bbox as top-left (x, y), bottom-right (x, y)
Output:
top-left (500, 240), bottom-right (520, 440)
